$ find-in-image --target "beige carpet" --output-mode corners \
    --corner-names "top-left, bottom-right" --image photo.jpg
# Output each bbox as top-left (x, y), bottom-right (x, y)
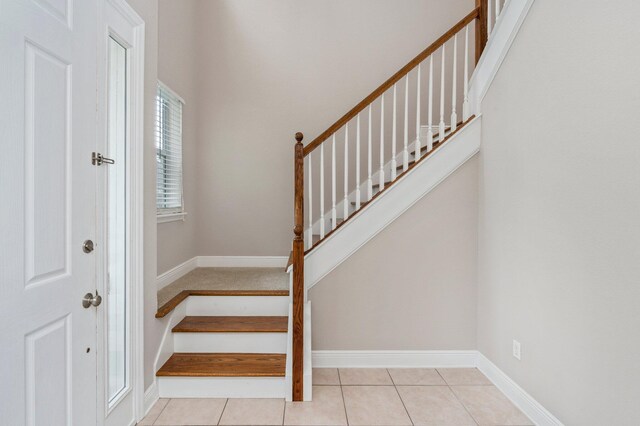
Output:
top-left (157, 267), bottom-right (289, 307)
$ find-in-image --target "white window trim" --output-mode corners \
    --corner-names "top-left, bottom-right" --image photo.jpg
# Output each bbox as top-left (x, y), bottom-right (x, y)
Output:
top-left (158, 79), bottom-right (186, 104)
top-left (156, 80), bottom-right (187, 223)
top-left (157, 211), bottom-right (188, 224)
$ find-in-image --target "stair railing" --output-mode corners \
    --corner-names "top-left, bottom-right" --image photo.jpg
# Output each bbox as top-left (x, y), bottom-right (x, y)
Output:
top-left (291, 0), bottom-right (500, 401)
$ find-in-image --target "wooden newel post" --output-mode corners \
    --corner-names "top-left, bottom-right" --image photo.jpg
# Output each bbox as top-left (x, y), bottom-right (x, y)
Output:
top-left (292, 132), bottom-right (305, 401)
top-left (475, 0), bottom-right (488, 63)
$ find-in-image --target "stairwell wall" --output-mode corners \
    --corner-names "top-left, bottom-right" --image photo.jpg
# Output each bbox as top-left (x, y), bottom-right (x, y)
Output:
top-left (477, 1), bottom-right (640, 424)
top-left (309, 156), bottom-right (479, 350)
top-left (192, 0), bottom-right (474, 256)
top-left (156, 0), bottom-right (200, 274)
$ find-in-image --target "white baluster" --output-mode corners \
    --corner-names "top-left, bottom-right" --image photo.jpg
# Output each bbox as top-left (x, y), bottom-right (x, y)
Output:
top-left (379, 94), bottom-right (385, 190)
top-left (343, 124), bottom-right (349, 219)
top-left (439, 44), bottom-right (446, 142)
top-left (367, 105), bottom-right (373, 200)
top-left (391, 84), bottom-right (397, 180)
top-left (451, 33), bottom-right (458, 132)
top-left (427, 55), bottom-right (434, 151)
top-left (307, 153), bottom-right (313, 248)
top-left (355, 114), bottom-right (361, 210)
top-left (415, 63), bottom-right (421, 160)
top-left (319, 143), bottom-right (325, 238)
top-left (495, 0), bottom-right (501, 22)
top-left (331, 134), bottom-right (337, 230)
top-left (403, 75), bottom-right (409, 170)
top-left (463, 25), bottom-right (470, 121)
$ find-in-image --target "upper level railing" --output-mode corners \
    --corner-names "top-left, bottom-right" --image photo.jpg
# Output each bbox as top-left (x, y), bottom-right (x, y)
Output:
top-left (290, 0), bottom-right (509, 401)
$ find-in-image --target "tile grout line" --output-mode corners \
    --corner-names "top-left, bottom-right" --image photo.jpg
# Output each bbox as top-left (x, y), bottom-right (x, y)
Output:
top-left (216, 398), bottom-right (229, 426)
top-left (337, 369), bottom-right (350, 426)
top-left (281, 395), bottom-right (286, 426)
top-left (437, 369), bottom-right (480, 426)
top-left (151, 398), bottom-right (170, 426)
top-left (387, 368), bottom-right (414, 426)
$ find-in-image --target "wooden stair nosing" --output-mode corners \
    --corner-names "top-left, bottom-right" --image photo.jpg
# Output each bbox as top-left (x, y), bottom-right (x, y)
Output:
top-left (172, 316), bottom-right (288, 333)
top-left (156, 353), bottom-right (286, 377)
top-left (156, 289), bottom-right (290, 319)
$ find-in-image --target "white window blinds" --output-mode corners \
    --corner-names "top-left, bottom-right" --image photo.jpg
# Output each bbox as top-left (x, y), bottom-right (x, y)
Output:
top-left (156, 83), bottom-right (184, 215)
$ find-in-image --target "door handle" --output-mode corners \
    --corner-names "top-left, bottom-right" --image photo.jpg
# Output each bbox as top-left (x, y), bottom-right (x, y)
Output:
top-left (82, 291), bottom-right (102, 308)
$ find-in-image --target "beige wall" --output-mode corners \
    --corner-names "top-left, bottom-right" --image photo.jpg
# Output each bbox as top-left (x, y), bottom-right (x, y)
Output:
top-left (156, 1), bottom-right (200, 274)
top-left (124, 0), bottom-right (163, 391)
top-left (310, 156), bottom-right (478, 350)
top-left (477, 1), bottom-right (640, 424)
top-left (136, 0), bottom-right (477, 394)
top-left (192, 0), bottom-right (474, 256)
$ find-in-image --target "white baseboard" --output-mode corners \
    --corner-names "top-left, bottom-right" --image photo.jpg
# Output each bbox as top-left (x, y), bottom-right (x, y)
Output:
top-left (312, 350), bottom-right (478, 368)
top-left (197, 256), bottom-right (288, 268)
top-left (143, 381), bottom-right (159, 418)
top-left (156, 257), bottom-right (198, 290)
top-left (477, 353), bottom-right (564, 426)
top-left (312, 350), bottom-right (562, 426)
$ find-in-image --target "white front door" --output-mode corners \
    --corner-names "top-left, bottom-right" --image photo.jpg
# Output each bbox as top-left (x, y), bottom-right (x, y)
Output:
top-left (0, 0), bottom-right (100, 424)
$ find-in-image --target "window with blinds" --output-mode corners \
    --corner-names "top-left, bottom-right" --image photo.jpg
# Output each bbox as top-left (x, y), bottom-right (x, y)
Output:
top-left (156, 82), bottom-right (184, 217)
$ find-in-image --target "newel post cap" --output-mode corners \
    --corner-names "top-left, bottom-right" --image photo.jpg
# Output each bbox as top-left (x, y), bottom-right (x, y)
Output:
top-left (295, 132), bottom-right (304, 143)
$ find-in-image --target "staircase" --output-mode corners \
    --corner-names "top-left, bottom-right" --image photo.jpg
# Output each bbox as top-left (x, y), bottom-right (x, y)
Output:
top-left (153, 0), bottom-right (533, 402)
top-left (154, 269), bottom-right (295, 398)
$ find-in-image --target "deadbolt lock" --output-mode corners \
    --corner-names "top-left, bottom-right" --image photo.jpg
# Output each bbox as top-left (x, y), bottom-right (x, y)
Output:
top-left (82, 240), bottom-right (94, 253)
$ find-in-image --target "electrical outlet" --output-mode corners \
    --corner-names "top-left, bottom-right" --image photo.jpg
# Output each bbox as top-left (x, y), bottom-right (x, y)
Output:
top-left (512, 340), bottom-right (521, 360)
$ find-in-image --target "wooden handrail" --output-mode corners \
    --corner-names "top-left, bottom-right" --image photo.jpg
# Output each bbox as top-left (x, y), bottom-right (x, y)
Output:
top-left (303, 7), bottom-right (481, 157)
top-left (292, 132), bottom-right (305, 401)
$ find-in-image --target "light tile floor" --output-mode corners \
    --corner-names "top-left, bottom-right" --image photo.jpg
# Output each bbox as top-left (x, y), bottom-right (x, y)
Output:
top-left (139, 368), bottom-right (533, 426)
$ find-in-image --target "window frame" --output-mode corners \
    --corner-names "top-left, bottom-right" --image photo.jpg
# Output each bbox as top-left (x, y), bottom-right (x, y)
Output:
top-left (155, 81), bottom-right (187, 223)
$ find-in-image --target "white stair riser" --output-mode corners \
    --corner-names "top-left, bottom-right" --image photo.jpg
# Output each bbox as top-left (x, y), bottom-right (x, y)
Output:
top-left (158, 376), bottom-right (286, 398)
top-left (173, 332), bottom-right (287, 353)
top-left (186, 296), bottom-right (289, 316)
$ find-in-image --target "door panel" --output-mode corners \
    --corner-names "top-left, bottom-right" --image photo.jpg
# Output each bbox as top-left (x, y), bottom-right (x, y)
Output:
top-left (0, 0), bottom-right (99, 424)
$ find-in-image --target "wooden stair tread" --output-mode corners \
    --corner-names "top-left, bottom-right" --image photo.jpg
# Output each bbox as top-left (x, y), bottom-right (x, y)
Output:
top-left (172, 316), bottom-right (288, 333)
top-left (156, 289), bottom-right (289, 319)
top-left (156, 353), bottom-right (286, 377)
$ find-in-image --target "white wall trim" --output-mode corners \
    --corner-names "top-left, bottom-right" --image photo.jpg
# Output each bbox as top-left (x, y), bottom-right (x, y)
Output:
top-left (312, 350), bottom-right (479, 368)
top-left (157, 211), bottom-right (188, 224)
top-left (153, 302), bottom-right (187, 376)
top-left (196, 256), bottom-right (288, 268)
top-left (156, 257), bottom-right (198, 290)
top-left (142, 381), bottom-right (159, 418)
top-left (468, 0), bottom-right (535, 114)
top-left (98, 0), bottom-right (146, 423)
top-left (477, 353), bottom-right (564, 426)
